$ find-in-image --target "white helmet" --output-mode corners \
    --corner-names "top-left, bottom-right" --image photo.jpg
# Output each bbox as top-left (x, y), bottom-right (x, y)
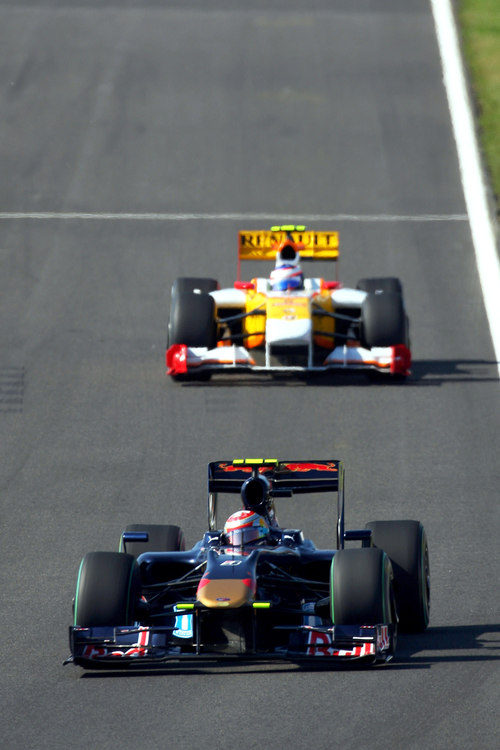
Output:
top-left (224, 510), bottom-right (270, 546)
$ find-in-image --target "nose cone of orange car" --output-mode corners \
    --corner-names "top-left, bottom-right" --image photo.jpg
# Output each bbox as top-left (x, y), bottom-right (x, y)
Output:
top-left (266, 295), bottom-right (312, 346)
top-left (196, 549), bottom-right (258, 608)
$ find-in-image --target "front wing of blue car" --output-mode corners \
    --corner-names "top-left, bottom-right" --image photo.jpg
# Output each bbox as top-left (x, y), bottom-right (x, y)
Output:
top-left (66, 621), bottom-right (395, 668)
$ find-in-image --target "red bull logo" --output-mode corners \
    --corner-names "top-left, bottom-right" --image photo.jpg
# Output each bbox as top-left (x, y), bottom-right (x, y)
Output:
top-left (283, 462), bottom-right (338, 473)
top-left (218, 461), bottom-right (337, 473)
top-left (218, 463), bottom-right (273, 474)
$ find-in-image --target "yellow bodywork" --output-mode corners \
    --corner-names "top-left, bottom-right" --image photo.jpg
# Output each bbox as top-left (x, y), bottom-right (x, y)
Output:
top-left (312, 291), bottom-right (336, 349)
top-left (242, 289), bottom-right (336, 350)
top-left (243, 291), bottom-right (266, 348)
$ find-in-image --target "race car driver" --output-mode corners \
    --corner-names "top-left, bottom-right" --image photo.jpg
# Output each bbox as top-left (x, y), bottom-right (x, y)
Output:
top-left (269, 242), bottom-right (304, 291)
top-left (223, 510), bottom-right (270, 547)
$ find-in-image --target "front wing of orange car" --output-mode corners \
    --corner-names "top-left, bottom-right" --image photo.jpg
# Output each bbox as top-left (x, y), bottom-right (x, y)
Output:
top-left (166, 343), bottom-right (411, 378)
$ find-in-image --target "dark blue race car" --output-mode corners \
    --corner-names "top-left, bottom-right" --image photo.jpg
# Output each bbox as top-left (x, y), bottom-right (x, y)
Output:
top-left (66, 459), bottom-right (430, 668)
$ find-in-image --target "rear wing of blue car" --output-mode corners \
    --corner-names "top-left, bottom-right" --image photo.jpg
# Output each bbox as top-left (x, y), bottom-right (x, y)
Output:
top-left (207, 459), bottom-right (348, 548)
top-left (208, 458), bottom-right (341, 493)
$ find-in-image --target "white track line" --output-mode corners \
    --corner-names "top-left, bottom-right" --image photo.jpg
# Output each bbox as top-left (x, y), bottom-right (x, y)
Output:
top-left (0, 212), bottom-right (467, 222)
top-left (431, 0), bottom-right (500, 376)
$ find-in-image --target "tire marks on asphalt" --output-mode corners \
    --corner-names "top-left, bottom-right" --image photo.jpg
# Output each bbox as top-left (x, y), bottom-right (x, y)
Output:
top-left (0, 366), bottom-right (25, 413)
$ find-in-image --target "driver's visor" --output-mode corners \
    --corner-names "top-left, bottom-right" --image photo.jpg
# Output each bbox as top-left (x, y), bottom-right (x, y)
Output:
top-left (227, 527), bottom-right (264, 546)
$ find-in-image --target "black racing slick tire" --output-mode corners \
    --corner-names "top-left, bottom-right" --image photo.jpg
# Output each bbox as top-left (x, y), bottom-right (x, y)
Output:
top-left (168, 291), bottom-right (216, 349)
top-left (73, 551), bottom-right (139, 627)
top-left (330, 548), bottom-right (395, 626)
top-left (365, 520), bottom-right (430, 632)
top-left (119, 524), bottom-right (186, 558)
top-left (356, 277), bottom-right (403, 296)
top-left (170, 277), bottom-right (218, 297)
top-left (167, 278), bottom-right (218, 346)
top-left (360, 291), bottom-right (407, 348)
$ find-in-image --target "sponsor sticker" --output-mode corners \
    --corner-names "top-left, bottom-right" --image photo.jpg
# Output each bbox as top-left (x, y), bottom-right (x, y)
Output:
top-left (376, 625), bottom-right (390, 651)
top-left (306, 630), bottom-right (335, 656)
top-left (284, 462), bottom-right (338, 473)
top-left (267, 297), bottom-right (309, 320)
top-left (173, 608), bottom-right (194, 640)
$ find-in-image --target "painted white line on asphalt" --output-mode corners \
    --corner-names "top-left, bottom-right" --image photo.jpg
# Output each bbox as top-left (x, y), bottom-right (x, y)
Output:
top-left (0, 212), bottom-right (468, 222)
top-left (430, 0), bottom-right (500, 376)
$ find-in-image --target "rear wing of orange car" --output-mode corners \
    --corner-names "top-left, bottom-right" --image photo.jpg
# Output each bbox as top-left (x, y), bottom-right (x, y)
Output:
top-left (237, 225), bottom-right (339, 279)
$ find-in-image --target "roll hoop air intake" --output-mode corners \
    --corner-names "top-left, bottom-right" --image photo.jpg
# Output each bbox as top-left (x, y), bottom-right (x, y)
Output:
top-left (241, 474), bottom-right (271, 515)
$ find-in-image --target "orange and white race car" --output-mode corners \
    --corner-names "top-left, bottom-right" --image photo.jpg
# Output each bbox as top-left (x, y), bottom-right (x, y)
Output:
top-left (166, 225), bottom-right (411, 380)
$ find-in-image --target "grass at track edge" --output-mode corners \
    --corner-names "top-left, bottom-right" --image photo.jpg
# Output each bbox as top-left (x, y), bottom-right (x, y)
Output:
top-left (458, 0), bottom-right (500, 215)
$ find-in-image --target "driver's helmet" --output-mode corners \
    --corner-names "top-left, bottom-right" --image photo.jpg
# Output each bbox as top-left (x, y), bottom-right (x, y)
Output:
top-left (224, 510), bottom-right (270, 547)
top-left (270, 242), bottom-right (304, 291)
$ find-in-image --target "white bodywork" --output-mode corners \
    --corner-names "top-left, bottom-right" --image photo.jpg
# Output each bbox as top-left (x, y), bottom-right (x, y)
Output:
top-left (212, 281), bottom-right (366, 308)
top-left (266, 317), bottom-right (311, 346)
top-left (331, 287), bottom-right (367, 307)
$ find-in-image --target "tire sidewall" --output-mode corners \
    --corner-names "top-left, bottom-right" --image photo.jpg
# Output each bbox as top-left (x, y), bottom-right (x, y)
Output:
top-left (356, 277), bottom-right (403, 295)
top-left (360, 291), bottom-right (406, 347)
top-left (74, 551), bottom-right (139, 627)
top-left (330, 547), bottom-right (394, 626)
top-left (366, 520), bottom-right (430, 631)
top-left (168, 291), bottom-right (216, 348)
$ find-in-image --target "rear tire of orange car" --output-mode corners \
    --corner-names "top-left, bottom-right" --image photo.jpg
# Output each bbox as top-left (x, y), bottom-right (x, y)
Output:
top-left (167, 278), bottom-right (218, 350)
top-left (170, 277), bottom-right (218, 299)
top-left (356, 277), bottom-right (403, 296)
top-left (360, 291), bottom-right (407, 348)
top-left (168, 291), bottom-right (216, 348)
top-left (168, 291), bottom-right (216, 380)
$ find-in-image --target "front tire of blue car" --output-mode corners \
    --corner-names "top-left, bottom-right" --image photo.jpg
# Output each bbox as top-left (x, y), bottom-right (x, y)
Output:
top-left (73, 551), bottom-right (139, 627)
top-left (331, 547), bottom-right (396, 628)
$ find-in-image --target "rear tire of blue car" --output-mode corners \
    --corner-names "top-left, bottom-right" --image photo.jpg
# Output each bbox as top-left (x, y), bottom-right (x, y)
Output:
top-left (331, 547), bottom-right (395, 628)
top-left (360, 291), bottom-right (407, 348)
top-left (120, 524), bottom-right (185, 558)
top-left (73, 551), bottom-right (139, 627)
top-left (366, 520), bottom-right (430, 632)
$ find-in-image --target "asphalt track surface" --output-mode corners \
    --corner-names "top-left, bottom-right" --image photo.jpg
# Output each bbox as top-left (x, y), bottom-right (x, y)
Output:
top-left (1, 2), bottom-right (498, 749)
